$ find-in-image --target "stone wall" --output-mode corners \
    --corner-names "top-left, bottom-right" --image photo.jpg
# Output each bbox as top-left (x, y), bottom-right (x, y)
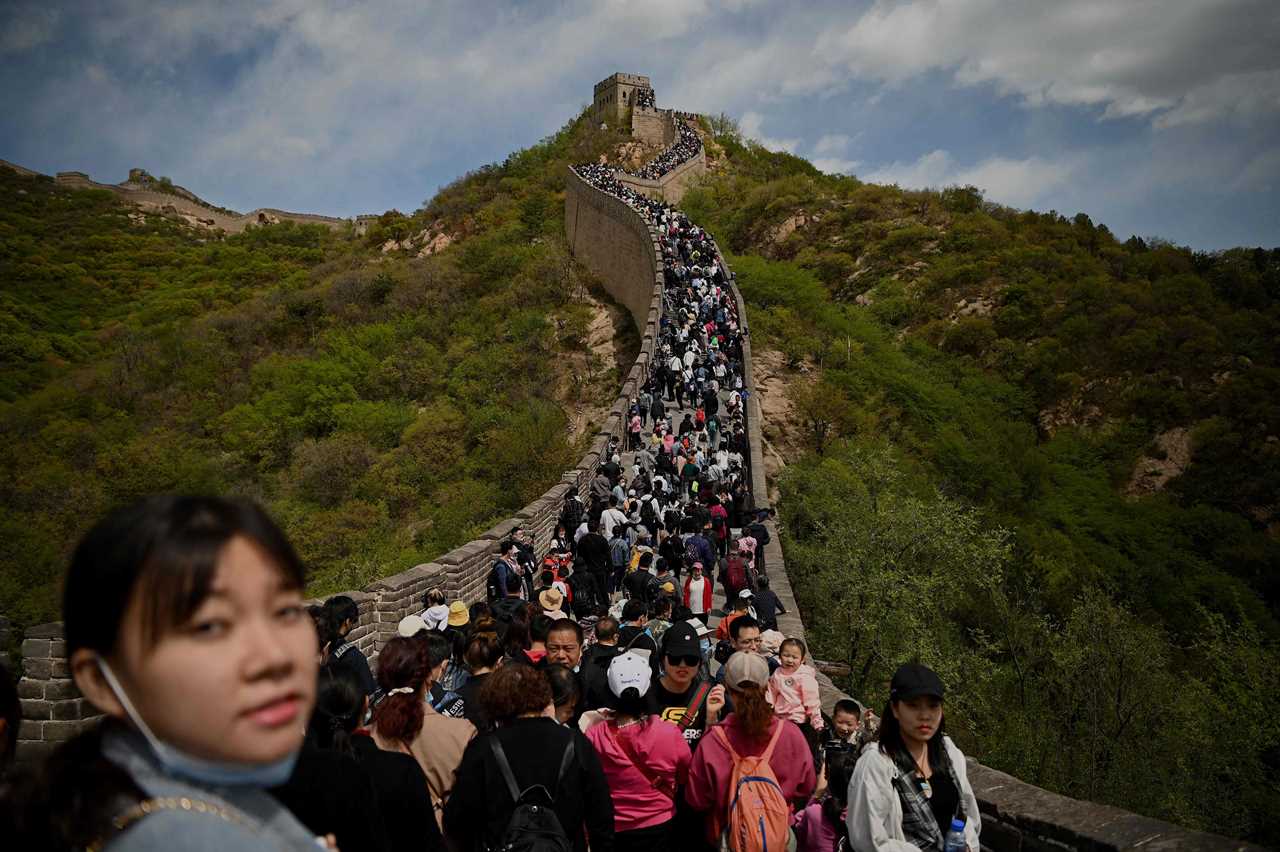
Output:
top-left (632, 106), bottom-right (676, 147)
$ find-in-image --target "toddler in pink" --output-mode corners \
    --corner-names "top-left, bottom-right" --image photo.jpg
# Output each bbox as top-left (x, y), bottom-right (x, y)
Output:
top-left (768, 637), bottom-right (824, 732)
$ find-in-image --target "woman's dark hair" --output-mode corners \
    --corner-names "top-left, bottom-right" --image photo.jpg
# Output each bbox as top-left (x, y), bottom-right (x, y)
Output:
top-left (372, 637), bottom-right (428, 745)
top-left (877, 699), bottom-right (948, 769)
top-left (420, 632), bottom-right (451, 671)
top-left (728, 683), bottom-right (774, 742)
top-left (480, 662), bottom-right (553, 724)
top-left (529, 614), bottom-right (554, 644)
top-left (503, 612), bottom-right (532, 658)
top-left (323, 596), bottom-right (359, 630)
top-left (822, 748), bottom-right (857, 824)
top-left (545, 664), bottom-right (579, 712)
top-left (464, 633), bottom-right (503, 671)
top-left (64, 495), bottom-right (306, 655)
top-left (308, 663), bottom-right (365, 755)
top-left (1, 727), bottom-right (144, 850)
top-left (469, 601), bottom-right (492, 624)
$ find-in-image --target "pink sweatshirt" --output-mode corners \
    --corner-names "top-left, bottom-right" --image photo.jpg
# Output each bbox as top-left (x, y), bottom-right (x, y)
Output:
top-left (685, 715), bottom-right (815, 841)
top-left (768, 664), bottom-right (824, 729)
top-left (585, 716), bottom-right (692, 832)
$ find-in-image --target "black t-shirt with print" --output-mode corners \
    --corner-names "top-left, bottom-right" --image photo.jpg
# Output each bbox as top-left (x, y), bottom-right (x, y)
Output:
top-left (645, 677), bottom-right (711, 749)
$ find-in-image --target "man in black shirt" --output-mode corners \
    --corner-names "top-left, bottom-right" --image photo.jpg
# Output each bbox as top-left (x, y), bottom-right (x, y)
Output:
top-left (645, 621), bottom-right (724, 751)
top-left (575, 519), bottom-right (611, 609)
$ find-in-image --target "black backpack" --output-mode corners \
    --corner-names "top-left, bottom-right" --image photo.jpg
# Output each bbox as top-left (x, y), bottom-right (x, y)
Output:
top-left (640, 497), bottom-right (660, 532)
top-left (489, 737), bottom-right (576, 852)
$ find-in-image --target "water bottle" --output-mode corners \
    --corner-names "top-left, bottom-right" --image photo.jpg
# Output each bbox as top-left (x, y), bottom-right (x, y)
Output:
top-left (943, 818), bottom-right (967, 852)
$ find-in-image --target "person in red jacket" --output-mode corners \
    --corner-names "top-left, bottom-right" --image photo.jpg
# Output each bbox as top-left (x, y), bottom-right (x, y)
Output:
top-left (682, 562), bottom-right (714, 624)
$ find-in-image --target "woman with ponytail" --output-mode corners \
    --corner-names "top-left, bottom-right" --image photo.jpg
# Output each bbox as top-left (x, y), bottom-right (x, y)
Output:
top-left (309, 663), bottom-right (444, 850)
top-left (370, 636), bottom-right (429, 753)
top-left (686, 652), bottom-right (815, 849)
top-left (584, 651), bottom-right (692, 851)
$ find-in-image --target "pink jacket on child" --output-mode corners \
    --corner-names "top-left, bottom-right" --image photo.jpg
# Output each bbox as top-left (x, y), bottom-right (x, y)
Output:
top-left (768, 663), bottom-right (824, 729)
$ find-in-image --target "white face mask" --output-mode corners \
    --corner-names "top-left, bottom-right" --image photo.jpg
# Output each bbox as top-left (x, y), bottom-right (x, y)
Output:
top-left (96, 657), bottom-right (299, 787)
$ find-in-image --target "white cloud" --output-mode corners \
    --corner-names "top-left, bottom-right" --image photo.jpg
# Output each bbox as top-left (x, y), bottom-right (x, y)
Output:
top-left (811, 157), bottom-right (861, 175)
top-left (865, 149), bottom-right (1077, 208)
top-left (814, 0), bottom-right (1280, 128)
top-left (739, 111), bottom-right (802, 154)
top-left (814, 133), bottom-right (851, 155)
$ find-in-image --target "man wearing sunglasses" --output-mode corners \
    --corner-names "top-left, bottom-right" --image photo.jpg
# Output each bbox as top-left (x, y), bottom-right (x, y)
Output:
top-left (646, 621), bottom-right (725, 750)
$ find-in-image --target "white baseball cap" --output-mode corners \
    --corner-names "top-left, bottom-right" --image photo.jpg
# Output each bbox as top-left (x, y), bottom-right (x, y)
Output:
top-left (606, 651), bottom-right (653, 699)
top-left (397, 614), bottom-right (428, 637)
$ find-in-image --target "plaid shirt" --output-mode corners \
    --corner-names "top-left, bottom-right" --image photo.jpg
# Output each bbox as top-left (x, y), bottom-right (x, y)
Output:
top-left (889, 747), bottom-right (967, 852)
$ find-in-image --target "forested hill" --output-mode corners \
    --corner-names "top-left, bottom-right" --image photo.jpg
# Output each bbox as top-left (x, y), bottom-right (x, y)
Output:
top-left (0, 110), bottom-right (633, 633)
top-left (683, 122), bottom-right (1280, 842)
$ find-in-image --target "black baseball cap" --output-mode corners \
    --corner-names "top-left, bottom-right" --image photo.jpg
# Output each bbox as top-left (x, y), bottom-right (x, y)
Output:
top-left (662, 621), bottom-right (701, 659)
top-left (890, 663), bottom-right (945, 702)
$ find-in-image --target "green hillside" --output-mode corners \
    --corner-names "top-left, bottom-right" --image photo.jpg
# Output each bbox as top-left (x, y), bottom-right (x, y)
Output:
top-left (0, 110), bottom-right (632, 634)
top-left (685, 123), bottom-right (1280, 842)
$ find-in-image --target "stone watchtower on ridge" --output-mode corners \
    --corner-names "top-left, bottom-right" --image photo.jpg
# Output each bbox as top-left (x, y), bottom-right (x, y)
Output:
top-left (593, 72), bottom-right (652, 125)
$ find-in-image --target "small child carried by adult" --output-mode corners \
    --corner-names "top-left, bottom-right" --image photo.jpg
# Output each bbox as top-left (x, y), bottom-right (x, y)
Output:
top-left (767, 638), bottom-right (824, 763)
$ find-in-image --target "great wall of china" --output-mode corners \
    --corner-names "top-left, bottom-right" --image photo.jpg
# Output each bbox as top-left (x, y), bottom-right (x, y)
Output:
top-left (5, 76), bottom-right (1259, 850)
top-left (0, 159), bottom-right (351, 234)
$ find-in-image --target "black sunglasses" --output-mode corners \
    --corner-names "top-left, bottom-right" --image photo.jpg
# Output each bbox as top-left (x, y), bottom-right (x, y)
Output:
top-left (666, 654), bottom-right (701, 667)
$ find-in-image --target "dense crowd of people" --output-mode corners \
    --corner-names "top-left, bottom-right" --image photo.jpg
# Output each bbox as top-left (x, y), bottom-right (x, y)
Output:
top-left (0, 134), bottom-right (982, 851)
top-left (630, 121), bottom-right (702, 181)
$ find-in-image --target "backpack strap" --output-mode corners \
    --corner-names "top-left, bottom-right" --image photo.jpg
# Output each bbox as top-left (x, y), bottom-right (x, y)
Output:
top-left (760, 720), bottom-right (787, 763)
top-left (608, 722), bottom-right (675, 801)
top-left (680, 682), bottom-right (712, 731)
top-left (712, 723), bottom-right (740, 761)
top-left (489, 737), bottom-right (524, 805)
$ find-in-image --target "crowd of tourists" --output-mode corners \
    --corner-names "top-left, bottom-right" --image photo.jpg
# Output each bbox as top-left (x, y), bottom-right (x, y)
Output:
top-left (0, 495), bottom-right (981, 852)
top-left (0, 136), bottom-right (982, 852)
top-left (635, 87), bottom-right (656, 110)
top-left (630, 120), bottom-right (702, 181)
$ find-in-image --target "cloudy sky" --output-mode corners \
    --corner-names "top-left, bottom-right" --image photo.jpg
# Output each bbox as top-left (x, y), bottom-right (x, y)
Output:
top-left (1, 0), bottom-right (1276, 249)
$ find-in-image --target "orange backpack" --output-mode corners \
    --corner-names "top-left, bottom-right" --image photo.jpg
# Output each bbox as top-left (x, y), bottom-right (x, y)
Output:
top-left (713, 723), bottom-right (791, 852)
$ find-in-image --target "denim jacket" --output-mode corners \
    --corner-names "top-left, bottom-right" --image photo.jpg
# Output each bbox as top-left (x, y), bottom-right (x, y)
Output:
top-left (100, 724), bottom-right (321, 851)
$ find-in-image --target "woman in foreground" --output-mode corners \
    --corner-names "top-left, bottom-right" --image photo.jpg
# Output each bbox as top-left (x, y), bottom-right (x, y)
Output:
top-left (846, 663), bottom-right (981, 852)
top-left (5, 495), bottom-right (324, 850)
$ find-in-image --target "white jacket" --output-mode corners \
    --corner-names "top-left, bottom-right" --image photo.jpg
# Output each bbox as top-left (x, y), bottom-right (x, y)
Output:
top-left (846, 736), bottom-right (981, 852)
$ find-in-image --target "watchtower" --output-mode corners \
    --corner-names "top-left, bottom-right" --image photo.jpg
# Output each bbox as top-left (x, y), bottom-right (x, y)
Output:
top-left (593, 72), bottom-right (653, 125)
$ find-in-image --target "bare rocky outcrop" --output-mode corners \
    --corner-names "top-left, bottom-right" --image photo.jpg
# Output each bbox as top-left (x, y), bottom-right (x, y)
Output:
top-left (1125, 427), bottom-right (1192, 497)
